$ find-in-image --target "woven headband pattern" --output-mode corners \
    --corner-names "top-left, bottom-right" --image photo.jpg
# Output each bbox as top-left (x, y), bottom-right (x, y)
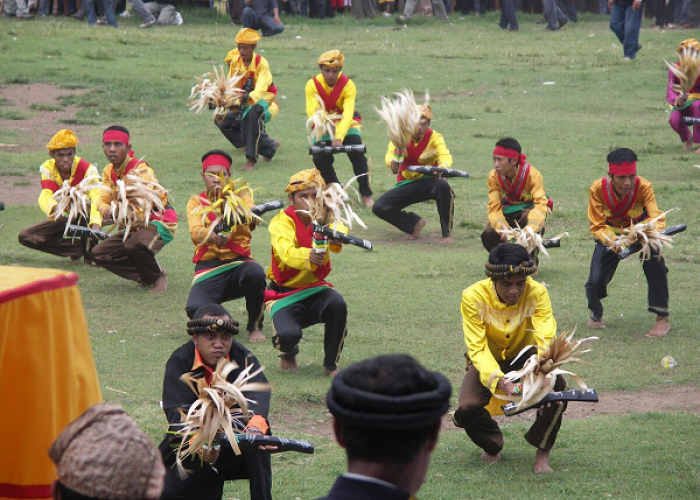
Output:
top-left (485, 259), bottom-right (536, 279)
top-left (186, 317), bottom-right (240, 336)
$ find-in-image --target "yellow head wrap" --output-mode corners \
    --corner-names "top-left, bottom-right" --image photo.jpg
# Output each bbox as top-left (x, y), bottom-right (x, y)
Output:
top-left (677, 38), bottom-right (700, 52)
top-left (285, 169), bottom-right (325, 193)
top-left (317, 50), bottom-right (344, 68)
top-left (420, 104), bottom-right (433, 121)
top-left (46, 129), bottom-right (78, 150)
top-left (235, 28), bottom-right (261, 45)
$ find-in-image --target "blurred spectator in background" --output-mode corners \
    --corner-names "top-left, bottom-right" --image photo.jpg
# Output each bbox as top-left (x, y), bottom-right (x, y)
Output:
top-left (653, 0), bottom-right (676, 28)
top-left (398, 0), bottom-right (448, 20)
top-left (145, 0), bottom-right (183, 24)
top-left (609, 0), bottom-right (643, 60)
top-left (243, 0), bottom-right (284, 36)
top-left (353, 0), bottom-right (374, 18)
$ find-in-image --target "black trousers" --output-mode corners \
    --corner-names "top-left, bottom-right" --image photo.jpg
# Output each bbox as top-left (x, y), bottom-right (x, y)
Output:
top-left (312, 134), bottom-right (372, 198)
top-left (160, 446), bottom-right (272, 500)
top-left (185, 259), bottom-right (266, 332)
top-left (453, 353), bottom-right (567, 456)
top-left (215, 104), bottom-right (278, 163)
top-left (499, 0), bottom-right (519, 28)
top-left (372, 177), bottom-right (454, 237)
top-left (585, 241), bottom-right (669, 320)
top-left (270, 286), bottom-right (347, 371)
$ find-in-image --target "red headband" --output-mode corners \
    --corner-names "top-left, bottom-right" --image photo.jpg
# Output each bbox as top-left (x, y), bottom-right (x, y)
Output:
top-left (103, 130), bottom-right (130, 145)
top-left (493, 146), bottom-right (527, 166)
top-left (202, 154), bottom-right (232, 172)
top-left (608, 161), bottom-right (637, 176)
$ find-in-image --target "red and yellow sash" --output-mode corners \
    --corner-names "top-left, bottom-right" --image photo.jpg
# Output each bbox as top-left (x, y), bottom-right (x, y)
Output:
top-left (192, 191), bottom-right (251, 263)
top-left (499, 163), bottom-right (531, 204)
top-left (602, 176), bottom-right (641, 220)
top-left (397, 129), bottom-right (434, 182)
top-left (40, 158), bottom-right (91, 192)
top-left (269, 205), bottom-right (331, 286)
top-left (313, 74), bottom-right (349, 114)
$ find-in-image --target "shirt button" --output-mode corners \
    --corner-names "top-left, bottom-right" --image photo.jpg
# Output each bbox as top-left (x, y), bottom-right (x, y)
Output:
top-left (506, 334), bottom-right (511, 338)
top-left (505, 319), bottom-right (510, 323)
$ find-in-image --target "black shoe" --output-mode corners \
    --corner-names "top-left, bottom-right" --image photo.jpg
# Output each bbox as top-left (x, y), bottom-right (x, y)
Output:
top-left (559, 19), bottom-right (568, 28)
top-left (546, 25), bottom-right (558, 30)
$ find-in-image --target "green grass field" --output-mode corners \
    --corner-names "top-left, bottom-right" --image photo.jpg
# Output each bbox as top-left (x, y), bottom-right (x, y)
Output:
top-left (1, 10), bottom-right (699, 499)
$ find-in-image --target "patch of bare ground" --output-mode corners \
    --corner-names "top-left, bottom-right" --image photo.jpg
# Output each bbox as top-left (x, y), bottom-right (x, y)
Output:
top-left (0, 83), bottom-right (92, 153)
top-left (270, 387), bottom-right (700, 439)
top-left (0, 175), bottom-right (41, 206)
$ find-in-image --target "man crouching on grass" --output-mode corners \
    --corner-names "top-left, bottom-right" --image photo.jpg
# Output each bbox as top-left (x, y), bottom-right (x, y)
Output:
top-left (91, 125), bottom-right (177, 292)
top-left (453, 243), bottom-right (566, 473)
top-left (159, 303), bottom-right (274, 500)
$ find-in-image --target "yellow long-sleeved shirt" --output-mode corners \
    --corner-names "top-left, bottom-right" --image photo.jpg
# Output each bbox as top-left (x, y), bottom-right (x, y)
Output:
top-left (38, 156), bottom-right (102, 227)
top-left (305, 73), bottom-right (360, 142)
top-left (266, 209), bottom-right (346, 289)
top-left (98, 157), bottom-right (177, 235)
top-left (461, 277), bottom-right (556, 392)
top-left (588, 176), bottom-right (665, 246)
top-left (487, 165), bottom-right (548, 232)
top-left (384, 130), bottom-right (452, 181)
top-left (187, 190), bottom-right (255, 262)
top-left (224, 49), bottom-right (277, 117)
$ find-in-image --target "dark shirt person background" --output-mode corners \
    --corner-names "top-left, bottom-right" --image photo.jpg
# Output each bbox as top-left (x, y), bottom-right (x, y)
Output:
top-left (243, 0), bottom-right (284, 36)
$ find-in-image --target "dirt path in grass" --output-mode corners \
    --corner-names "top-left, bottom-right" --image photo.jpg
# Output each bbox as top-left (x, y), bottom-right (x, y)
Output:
top-left (0, 83), bottom-right (92, 153)
top-left (0, 84), bottom-right (93, 207)
top-left (271, 386), bottom-right (700, 439)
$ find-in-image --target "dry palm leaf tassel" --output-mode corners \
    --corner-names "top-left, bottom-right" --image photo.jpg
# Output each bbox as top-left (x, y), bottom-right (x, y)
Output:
top-left (110, 170), bottom-right (168, 241)
top-left (297, 176), bottom-right (367, 232)
top-left (492, 330), bottom-right (598, 411)
top-left (174, 358), bottom-right (270, 478)
top-left (306, 94), bottom-right (343, 144)
top-left (605, 210), bottom-right (676, 261)
top-left (375, 89), bottom-right (423, 153)
top-left (665, 48), bottom-right (700, 97)
top-left (191, 175), bottom-right (263, 242)
top-left (189, 66), bottom-right (246, 118)
top-left (497, 222), bottom-right (569, 258)
top-left (50, 173), bottom-right (105, 235)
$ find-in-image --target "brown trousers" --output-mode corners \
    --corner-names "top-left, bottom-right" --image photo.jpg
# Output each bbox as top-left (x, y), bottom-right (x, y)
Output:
top-left (453, 354), bottom-right (567, 456)
top-left (90, 227), bottom-right (165, 285)
top-left (18, 219), bottom-right (83, 260)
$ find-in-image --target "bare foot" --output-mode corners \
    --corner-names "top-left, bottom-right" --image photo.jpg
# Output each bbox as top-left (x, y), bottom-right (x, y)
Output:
top-left (70, 256), bottom-right (82, 265)
top-left (240, 158), bottom-right (256, 171)
top-left (440, 236), bottom-right (454, 244)
top-left (407, 218), bottom-right (427, 240)
top-left (586, 317), bottom-right (606, 329)
top-left (480, 451), bottom-right (502, 463)
top-left (362, 196), bottom-right (374, 208)
top-left (280, 355), bottom-right (298, 372)
top-left (150, 271), bottom-right (168, 293)
top-left (683, 138), bottom-right (694, 151)
top-left (324, 367), bottom-right (340, 377)
top-left (534, 448), bottom-right (553, 473)
top-left (248, 330), bottom-right (265, 343)
top-left (645, 316), bottom-right (670, 338)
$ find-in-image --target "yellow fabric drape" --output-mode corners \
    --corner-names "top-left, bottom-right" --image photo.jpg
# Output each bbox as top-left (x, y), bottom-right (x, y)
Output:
top-left (0, 267), bottom-right (102, 500)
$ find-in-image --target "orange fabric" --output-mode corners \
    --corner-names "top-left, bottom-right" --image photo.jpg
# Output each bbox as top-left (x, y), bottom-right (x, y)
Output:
top-left (0, 267), bottom-right (102, 500)
top-left (245, 414), bottom-right (269, 434)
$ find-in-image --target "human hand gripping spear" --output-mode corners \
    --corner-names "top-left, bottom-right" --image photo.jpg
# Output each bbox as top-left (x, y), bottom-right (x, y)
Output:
top-left (497, 222), bottom-right (569, 256)
top-left (188, 66), bottom-right (246, 120)
top-left (109, 168), bottom-right (169, 248)
top-left (604, 209), bottom-right (685, 260)
top-left (297, 176), bottom-right (371, 252)
top-left (493, 330), bottom-right (599, 416)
